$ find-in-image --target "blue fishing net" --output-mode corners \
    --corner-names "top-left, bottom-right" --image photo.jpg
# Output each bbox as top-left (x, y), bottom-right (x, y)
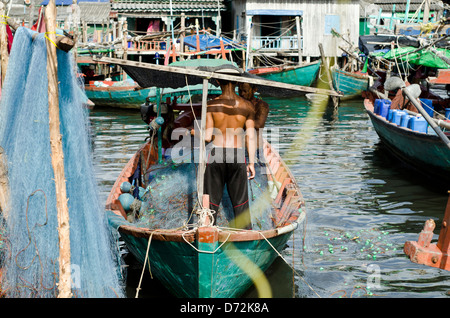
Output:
top-left (0, 27), bottom-right (124, 297)
top-left (130, 147), bottom-right (275, 231)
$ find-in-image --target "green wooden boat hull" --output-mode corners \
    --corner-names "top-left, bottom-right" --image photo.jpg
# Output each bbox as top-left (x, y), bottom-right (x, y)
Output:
top-left (251, 61), bottom-right (321, 87)
top-left (365, 99), bottom-right (450, 184)
top-left (85, 84), bottom-right (222, 108)
top-left (85, 86), bottom-right (152, 108)
top-left (110, 219), bottom-right (294, 298)
top-left (332, 67), bottom-right (369, 100)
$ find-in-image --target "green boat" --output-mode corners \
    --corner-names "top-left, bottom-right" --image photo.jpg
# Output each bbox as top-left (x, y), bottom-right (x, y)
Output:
top-left (106, 137), bottom-right (304, 297)
top-left (84, 80), bottom-right (153, 109)
top-left (248, 60), bottom-right (321, 87)
top-left (364, 98), bottom-right (450, 185)
top-left (103, 58), bottom-right (307, 298)
top-left (331, 66), bottom-right (369, 100)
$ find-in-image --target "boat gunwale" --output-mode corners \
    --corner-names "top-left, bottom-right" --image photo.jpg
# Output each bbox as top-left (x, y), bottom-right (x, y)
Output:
top-left (332, 66), bottom-right (370, 81)
top-left (364, 98), bottom-right (448, 140)
top-left (248, 60), bottom-right (321, 75)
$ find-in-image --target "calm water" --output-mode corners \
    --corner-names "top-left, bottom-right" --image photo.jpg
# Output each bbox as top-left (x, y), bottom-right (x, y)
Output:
top-left (89, 96), bottom-right (450, 298)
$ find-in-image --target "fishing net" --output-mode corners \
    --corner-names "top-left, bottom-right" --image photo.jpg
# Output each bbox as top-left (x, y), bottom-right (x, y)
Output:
top-left (0, 27), bottom-right (124, 297)
top-left (129, 148), bottom-right (275, 231)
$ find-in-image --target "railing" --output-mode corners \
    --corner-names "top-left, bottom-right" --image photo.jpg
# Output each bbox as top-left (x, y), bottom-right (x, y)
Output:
top-left (250, 36), bottom-right (302, 51)
top-left (128, 40), bottom-right (167, 51)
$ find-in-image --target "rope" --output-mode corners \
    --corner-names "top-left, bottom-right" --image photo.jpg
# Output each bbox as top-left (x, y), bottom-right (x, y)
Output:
top-left (135, 230), bottom-right (155, 298)
top-left (196, 207), bottom-right (215, 227)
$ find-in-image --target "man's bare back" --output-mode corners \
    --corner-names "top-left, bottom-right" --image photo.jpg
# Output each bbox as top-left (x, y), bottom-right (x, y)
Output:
top-left (206, 97), bottom-right (254, 148)
top-left (205, 79), bottom-right (257, 179)
top-left (202, 78), bottom-right (257, 229)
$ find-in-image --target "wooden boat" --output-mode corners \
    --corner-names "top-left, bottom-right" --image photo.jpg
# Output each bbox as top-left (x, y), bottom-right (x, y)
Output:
top-left (84, 80), bottom-right (152, 109)
top-left (100, 58), bottom-right (316, 298)
top-left (364, 98), bottom-right (450, 185)
top-left (106, 135), bottom-right (305, 298)
top-left (248, 60), bottom-right (321, 87)
top-left (331, 66), bottom-right (369, 100)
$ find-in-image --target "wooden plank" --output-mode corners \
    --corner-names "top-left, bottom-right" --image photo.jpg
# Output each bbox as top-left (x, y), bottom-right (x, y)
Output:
top-left (93, 56), bottom-right (342, 96)
top-left (274, 177), bottom-right (291, 206)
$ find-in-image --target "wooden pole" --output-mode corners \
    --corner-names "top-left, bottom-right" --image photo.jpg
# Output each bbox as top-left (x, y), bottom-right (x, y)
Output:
top-left (0, 3), bottom-right (9, 86)
top-left (295, 16), bottom-right (302, 65)
top-left (197, 77), bottom-right (209, 206)
top-left (245, 15), bottom-right (253, 71)
top-left (180, 13), bottom-right (185, 58)
top-left (44, 0), bottom-right (72, 298)
top-left (197, 77), bottom-right (209, 208)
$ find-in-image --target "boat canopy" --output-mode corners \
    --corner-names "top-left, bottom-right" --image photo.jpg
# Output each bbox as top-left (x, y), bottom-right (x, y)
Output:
top-left (373, 46), bottom-right (450, 69)
top-left (358, 35), bottom-right (420, 56)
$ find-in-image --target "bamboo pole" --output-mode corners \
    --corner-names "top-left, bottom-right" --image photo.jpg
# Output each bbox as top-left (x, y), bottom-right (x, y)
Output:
top-left (44, 0), bottom-right (72, 298)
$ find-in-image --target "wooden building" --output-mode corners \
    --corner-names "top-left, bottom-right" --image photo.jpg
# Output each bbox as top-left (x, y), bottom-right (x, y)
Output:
top-left (229, 0), bottom-right (360, 66)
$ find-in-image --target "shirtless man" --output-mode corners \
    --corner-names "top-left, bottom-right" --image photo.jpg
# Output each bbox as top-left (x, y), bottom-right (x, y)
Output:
top-left (238, 82), bottom-right (269, 139)
top-left (203, 78), bottom-right (256, 230)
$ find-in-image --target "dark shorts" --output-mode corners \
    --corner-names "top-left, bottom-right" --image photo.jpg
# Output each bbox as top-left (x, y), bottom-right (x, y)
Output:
top-left (203, 147), bottom-right (251, 230)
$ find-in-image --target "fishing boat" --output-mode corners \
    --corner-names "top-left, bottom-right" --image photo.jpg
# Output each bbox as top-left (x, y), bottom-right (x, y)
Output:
top-left (248, 60), bottom-right (321, 87)
top-left (364, 97), bottom-right (450, 185)
top-left (331, 66), bottom-right (369, 100)
top-left (98, 58), bottom-right (337, 298)
top-left (84, 79), bottom-right (153, 109)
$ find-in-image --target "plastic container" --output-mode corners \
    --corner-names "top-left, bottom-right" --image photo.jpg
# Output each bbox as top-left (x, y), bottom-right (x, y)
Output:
top-left (400, 112), bottom-right (411, 128)
top-left (379, 101), bottom-right (391, 119)
top-left (445, 108), bottom-right (450, 119)
top-left (408, 116), bottom-right (427, 133)
top-left (391, 110), bottom-right (404, 125)
top-left (387, 109), bottom-right (397, 122)
top-left (420, 99), bottom-right (434, 117)
top-left (374, 99), bottom-right (390, 115)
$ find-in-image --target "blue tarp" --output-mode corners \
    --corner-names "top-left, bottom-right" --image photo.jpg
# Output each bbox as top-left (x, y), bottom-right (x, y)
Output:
top-left (183, 33), bottom-right (241, 51)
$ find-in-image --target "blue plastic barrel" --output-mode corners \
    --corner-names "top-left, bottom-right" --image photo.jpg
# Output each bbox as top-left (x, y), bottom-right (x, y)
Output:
top-left (409, 116), bottom-right (427, 133)
top-left (420, 99), bottom-right (434, 117)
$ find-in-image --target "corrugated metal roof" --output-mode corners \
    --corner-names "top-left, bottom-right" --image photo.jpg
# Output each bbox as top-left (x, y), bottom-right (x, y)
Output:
top-left (7, 0), bottom-right (110, 22)
top-left (111, 0), bottom-right (225, 13)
